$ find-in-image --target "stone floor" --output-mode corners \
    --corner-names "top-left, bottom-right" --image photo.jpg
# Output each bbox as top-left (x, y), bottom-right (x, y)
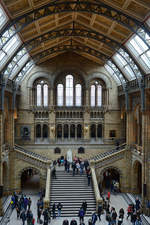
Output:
top-left (7, 193), bottom-right (134, 225)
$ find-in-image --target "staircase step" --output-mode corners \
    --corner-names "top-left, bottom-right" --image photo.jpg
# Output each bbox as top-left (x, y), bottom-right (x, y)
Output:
top-left (50, 169), bottom-right (96, 217)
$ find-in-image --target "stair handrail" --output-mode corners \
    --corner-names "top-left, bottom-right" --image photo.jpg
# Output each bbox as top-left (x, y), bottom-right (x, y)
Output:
top-left (90, 166), bottom-right (103, 211)
top-left (90, 148), bottom-right (127, 165)
top-left (14, 144), bottom-right (51, 164)
top-left (89, 143), bottom-right (126, 161)
top-left (44, 167), bottom-right (51, 208)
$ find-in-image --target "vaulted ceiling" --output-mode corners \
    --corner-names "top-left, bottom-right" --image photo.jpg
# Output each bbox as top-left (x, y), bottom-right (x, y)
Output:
top-left (2, 0), bottom-right (150, 66)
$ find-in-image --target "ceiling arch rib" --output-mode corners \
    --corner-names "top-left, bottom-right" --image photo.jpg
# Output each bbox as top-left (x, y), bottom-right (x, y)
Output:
top-left (2, 26), bottom-right (145, 86)
top-left (0, 1), bottom-right (150, 51)
top-left (12, 44), bottom-right (111, 83)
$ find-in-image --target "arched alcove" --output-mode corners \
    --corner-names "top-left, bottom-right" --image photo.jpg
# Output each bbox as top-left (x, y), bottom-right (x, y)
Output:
top-left (133, 161), bottom-right (142, 194)
top-left (20, 167), bottom-right (40, 191)
top-left (43, 124), bottom-right (48, 138)
top-left (100, 167), bottom-right (121, 191)
top-left (36, 124), bottom-right (41, 138)
top-left (64, 124), bottom-right (69, 138)
top-left (91, 124), bottom-right (96, 138)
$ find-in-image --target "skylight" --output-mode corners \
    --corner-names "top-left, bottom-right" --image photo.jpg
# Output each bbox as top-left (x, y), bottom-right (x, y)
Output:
top-left (126, 33), bottom-right (150, 73)
top-left (0, 5), bottom-right (7, 30)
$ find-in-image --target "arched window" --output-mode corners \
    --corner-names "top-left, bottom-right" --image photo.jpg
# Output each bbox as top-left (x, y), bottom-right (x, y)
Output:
top-left (66, 75), bottom-right (73, 106)
top-left (97, 85), bottom-right (102, 106)
top-left (36, 124), bottom-right (41, 138)
top-left (90, 82), bottom-right (103, 107)
top-left (37, 84), bottom-right (42, 106)
top-left (35, 80), bottom-right (49, 107)
top-left (75, 84), bottom-right (82, 106)
top-left (57, 84), bottom-right (63, 106)
top-left (91, 85), bottom-right (95, 107)
top-left (43, 84), bottom-right (48, 107)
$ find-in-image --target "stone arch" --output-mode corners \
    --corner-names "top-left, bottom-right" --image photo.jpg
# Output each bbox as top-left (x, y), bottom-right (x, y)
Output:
top-left (99, 166), bottom-right (122, 191)
top-left (26, 71), bottom-right (52, 88)
top-left (53, 66), bottom-right (87, 87)
top-left (86, 72), bottom-right (112, 89)
top-left (132, 160), bottom-right (142, 194)
top-left (18, 167), bottom-right (41, 191)
top-left (53, 67), bottom-right (86, 106)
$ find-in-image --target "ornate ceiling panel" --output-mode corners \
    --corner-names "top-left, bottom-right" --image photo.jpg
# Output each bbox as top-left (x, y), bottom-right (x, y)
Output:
top-left (1, 0), bottom-right (150, 66)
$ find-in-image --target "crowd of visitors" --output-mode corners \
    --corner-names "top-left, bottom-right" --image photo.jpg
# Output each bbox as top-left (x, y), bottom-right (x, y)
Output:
top-left (8, 157), bottom-right (150, 225)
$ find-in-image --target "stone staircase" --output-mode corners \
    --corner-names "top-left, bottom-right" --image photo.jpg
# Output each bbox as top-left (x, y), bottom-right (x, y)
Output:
top-left (50, 169), bottom-right (96, 217)
top-left (89, 143), bottom-right (126, 161)
top-left (14, 144), bottom-right (51, 168)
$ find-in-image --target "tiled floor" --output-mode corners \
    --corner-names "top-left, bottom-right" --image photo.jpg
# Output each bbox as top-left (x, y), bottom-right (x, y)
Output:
top-left (7, 193), bottom-right (134, 225)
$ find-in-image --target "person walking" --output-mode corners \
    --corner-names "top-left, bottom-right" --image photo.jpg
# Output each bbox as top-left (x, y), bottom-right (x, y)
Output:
top-left (72, 161), bottom-right (76, 176)
top-left (43, 208), bottom-right (49, 225)
top-left (111, 208), bottom-right (117, 225)
top-left (52, 203), bottom-right (56, 219)
top-left (26, 209), bottom-right (33, 225)
top-left (135, 198), bottom-right (141, 211)
top-left (118, 215), bottom-right (123, 225)
top-left (57, 202), bottom-right (63, 217)
top-left (87, 172), bottom-right (91, 186)
top-left (131, 211), bottom-right (137, 225)
top-left (78, 207), bottom-right (85, 223)
top-left (98, 203), bottom-right (103, 221)
top-left (107, 191), bottom-right (110, 203)
top-left (28, 197), bottom-right (32, 210)
top-left (91, 212), bottom-right (97, 225)
top-left (127, 204), bottom-right (133, 219)
top-left (52, 166), bottom-right (56, 179)
top-left (82, 201), bottom-right (87, 214)
top-left (37, 206), bottom-right (42, 223)
top-left (20, 209), bottom-right (26, 225)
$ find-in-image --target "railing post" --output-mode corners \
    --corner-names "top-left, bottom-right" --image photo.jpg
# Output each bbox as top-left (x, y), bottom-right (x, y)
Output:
top-left (90, 162), bottom-right (103, 212)
top-left (44, 168), bottom-right (51, 209)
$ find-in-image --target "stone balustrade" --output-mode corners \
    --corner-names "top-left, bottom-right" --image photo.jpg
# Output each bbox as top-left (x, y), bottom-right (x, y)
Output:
top-left (44, 168), bottom-right (51, 208)
top-left (14, 144), bottom-right (51, 168)
top-left (90, 166), bottom-right (103, 211)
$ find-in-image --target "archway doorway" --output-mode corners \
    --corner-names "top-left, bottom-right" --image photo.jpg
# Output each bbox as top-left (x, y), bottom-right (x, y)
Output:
top-left (36, 124), bottom-right (41, 138)
top-left (70, 124), bottom-right (75, 138)
top-left (43, 124), bottom-right (48, 138)
top-left (91, 124), bottom-right (96, 138)
top-left (97, 124), bottom-right (102, 138)
top-left (133, 161), bottom-right (142, 194)
top-left (21, 168), bottom-right (40, 191)
top-left (64, 124), bottom-right (69, 138)
top-left (77, 124), bottom-right (82, 138)
top-left (102, 168), bottom-right (120, 190)
top-left (57, 124), bottom-right (62, 138)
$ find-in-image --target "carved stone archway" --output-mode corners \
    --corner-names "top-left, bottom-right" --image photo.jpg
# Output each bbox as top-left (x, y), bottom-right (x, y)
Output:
top-left (18, 167), bottom-right (42, 191)
top-left (132, 160), bottom-right (142, 194)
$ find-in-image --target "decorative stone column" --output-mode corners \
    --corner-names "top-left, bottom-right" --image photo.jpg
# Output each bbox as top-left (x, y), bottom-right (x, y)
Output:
top-left (142, 111), bottom-right (150, 204)
top-left (49, 109), bottom-right (56, 142)
top-left (126, 111), bottom-right (135, 146)
top-left (0, 112), bottom-right (4, 216)
top-left (75, 124), bottom-right (77, 140)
